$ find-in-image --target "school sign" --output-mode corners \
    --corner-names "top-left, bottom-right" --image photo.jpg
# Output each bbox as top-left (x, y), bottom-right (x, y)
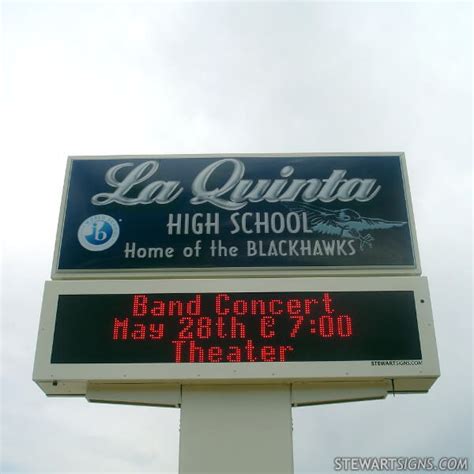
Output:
top-left (52, 153), bottom-right (420, 278)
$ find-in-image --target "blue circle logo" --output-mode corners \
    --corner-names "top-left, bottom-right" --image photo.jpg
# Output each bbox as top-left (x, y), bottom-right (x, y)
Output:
top-left (77, 214), bottom-right (120, 251)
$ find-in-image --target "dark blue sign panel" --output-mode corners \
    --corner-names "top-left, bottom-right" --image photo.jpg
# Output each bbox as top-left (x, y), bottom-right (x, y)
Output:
top-left (53, 154), bottom-right (419, 275)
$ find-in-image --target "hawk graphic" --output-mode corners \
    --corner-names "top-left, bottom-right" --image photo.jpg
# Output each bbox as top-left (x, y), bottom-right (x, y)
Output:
top-left (287, 203), bottom-right (407, 250)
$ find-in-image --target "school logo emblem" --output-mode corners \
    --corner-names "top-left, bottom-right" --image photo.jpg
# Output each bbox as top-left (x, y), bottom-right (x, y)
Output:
top-left (77, 214), bottom-right (120, 251)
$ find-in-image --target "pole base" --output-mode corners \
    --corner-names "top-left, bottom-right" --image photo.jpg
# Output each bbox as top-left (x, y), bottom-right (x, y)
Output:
top-left (179, 384), bottom-right (293, 474)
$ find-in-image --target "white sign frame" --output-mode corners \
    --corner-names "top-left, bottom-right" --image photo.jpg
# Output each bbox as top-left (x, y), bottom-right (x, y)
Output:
top-left (33, 276), bottom-right (439, 396)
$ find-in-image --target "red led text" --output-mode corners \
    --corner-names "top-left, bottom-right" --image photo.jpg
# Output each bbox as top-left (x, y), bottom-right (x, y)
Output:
top-left (111, 292), bottom-right (354, 363)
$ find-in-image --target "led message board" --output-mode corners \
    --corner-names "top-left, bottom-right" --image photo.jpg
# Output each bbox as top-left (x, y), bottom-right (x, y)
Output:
top-left (51, 291), bottom-right (421, 364)
top-left (52, 153), bottom-right (420, 278)
top-left (33, 277), bottom-right (439, 396)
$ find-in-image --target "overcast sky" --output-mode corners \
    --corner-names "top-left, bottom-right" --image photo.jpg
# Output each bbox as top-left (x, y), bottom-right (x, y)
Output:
top-left (1, 1), bottom-right (472, 473)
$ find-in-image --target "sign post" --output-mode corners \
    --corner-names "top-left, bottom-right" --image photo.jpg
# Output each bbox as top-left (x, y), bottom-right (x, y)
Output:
top-left (180, 385), bottom-right (293, 474)
top-left (34, 153), bottom-right (439, 473)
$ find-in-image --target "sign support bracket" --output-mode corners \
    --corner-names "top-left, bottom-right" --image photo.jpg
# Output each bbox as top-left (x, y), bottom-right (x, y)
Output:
top-left (83, 381), bottom-right (414, 472)
top-left (86, 382), bottom-right (181, 407)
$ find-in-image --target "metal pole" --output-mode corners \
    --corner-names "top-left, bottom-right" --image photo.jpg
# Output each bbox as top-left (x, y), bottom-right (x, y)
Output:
top-left (179, 384), bottom-right (293, 474)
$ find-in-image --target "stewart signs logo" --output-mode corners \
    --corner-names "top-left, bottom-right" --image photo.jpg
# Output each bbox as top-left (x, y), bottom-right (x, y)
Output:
top-left (53, 154), bottom-right (419, 276)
